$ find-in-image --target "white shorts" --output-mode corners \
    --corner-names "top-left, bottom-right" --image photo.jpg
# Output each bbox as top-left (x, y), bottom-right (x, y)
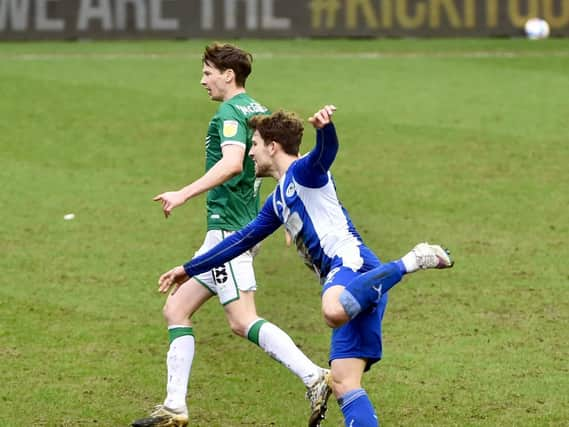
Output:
top-left (193, 230), bottom-right (257, 305)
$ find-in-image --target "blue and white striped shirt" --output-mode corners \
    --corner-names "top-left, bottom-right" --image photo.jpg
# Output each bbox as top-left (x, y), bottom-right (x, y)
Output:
top-left (184, 123), bottom-right (365, 280)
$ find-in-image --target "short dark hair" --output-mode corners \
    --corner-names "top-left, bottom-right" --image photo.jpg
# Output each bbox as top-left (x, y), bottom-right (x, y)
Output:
top-left (249, 111), bottom-right (304, 156)
top-left (202, 43), bottom-right (252, 87)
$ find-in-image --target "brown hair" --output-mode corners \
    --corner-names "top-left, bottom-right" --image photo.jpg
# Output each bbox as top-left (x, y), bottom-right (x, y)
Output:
top-left (249, 111), bottom-right (304, 156)
top-left (202, 43), bottom-right (252, 87)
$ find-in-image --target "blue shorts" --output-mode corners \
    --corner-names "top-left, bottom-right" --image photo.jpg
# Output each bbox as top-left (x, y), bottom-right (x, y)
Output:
top-left (322, 245), bottom-right (388, 370)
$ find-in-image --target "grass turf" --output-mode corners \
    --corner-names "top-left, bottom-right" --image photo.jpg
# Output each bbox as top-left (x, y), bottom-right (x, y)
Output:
top-left (1, 38), bottom-right (568, 426)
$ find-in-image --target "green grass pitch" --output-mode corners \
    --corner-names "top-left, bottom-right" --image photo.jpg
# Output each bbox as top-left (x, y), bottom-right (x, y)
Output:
top-left (1, 38), bottom-right (568, 426)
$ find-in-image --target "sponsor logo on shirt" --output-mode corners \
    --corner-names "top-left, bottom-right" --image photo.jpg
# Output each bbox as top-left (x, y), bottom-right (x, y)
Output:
top-left (223, 120), bottom-right (238, 138)
top-left (236, 103), bottom-right (268, 115)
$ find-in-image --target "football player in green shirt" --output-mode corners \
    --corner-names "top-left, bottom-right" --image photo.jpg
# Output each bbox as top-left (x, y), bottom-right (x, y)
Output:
top-left (132, 43), bottom-right (330, 427)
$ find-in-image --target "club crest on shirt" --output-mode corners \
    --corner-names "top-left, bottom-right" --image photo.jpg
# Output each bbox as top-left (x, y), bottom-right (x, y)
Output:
top-left (223, 120), bottom-right (238, 138)
top-left (286, 182), bottom-right (296, 197)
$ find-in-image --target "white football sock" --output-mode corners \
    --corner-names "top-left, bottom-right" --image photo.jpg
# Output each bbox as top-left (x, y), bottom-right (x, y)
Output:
top-left (251, 319), bottom-right (322, 387)
top-left (401, 250), bottom-right (419, 273)
top-left (163, 329), bottom-right (194, 412)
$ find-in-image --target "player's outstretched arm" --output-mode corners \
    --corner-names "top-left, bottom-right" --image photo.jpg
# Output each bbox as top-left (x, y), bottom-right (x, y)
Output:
top-left (153, 145), bottom-right (245, 218)
top-left (163, 196), bottom-right (281, 293)
top-left (308, 105), bottom-right (336, 129)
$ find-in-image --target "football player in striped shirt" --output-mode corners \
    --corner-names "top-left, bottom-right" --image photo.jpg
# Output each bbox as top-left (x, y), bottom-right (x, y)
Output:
top-left (157, 105), bottom-right (454, 427)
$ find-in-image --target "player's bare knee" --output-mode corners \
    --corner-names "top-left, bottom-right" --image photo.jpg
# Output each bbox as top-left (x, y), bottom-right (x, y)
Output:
top-left (322, 286), bottom-right (348, 328)
top-left (322, 312), bottom-right (337, 328)
top-left (162, 300), bottom-right (189, 325)
top-left (162, 303), bottom-right (177, 324)
top-left (227, 318), bottom-right (248, 337)
top-left (322, 306), bottom-right (346, 328)
top-left (330, 375), bottom-right (357, 398)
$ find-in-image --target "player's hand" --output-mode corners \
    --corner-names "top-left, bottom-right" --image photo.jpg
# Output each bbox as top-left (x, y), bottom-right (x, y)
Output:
top-left (158, 266), bottom-right (190, 295)
top-left (153, 191), bottom-right (186, 218)
top-left (308, 105), bottom-right (336, 129)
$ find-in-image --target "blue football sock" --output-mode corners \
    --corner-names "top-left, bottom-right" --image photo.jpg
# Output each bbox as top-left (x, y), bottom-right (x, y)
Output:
top-left (338, 388), bottom-right (379, 427)
top-left (339, 261), bottom-right (404, 319)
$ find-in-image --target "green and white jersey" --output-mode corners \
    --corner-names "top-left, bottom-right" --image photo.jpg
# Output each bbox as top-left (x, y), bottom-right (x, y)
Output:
top-left (204, 93), bottom-right (269, 231)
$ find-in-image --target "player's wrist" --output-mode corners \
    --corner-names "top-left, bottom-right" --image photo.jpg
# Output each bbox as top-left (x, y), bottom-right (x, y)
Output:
top-left (179, 186), bottom-right (195, 202)
top-left (182, 262), bottom-right (193, 278)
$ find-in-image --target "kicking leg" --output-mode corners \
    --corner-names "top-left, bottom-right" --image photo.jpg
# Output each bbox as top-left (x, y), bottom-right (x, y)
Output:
top-left (340, 243), bottom-right (453, 320)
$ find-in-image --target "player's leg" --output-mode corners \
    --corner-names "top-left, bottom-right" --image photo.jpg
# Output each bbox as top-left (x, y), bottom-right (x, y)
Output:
top-left (331, 358), bottom-right (378, 427)
top-left (321, 285), bottom-right (350, 328)
top-left (320, 249), bottom-right (395, 328)
top-left (326, 292), bottom-right (387, 427)
top-left (223, 291), bottom-right (325, 385)
top-left (223, 292), bottom-right (331, 426)
top-left (220, 259), bottom-right (331, 426)
top-left (218, 233), bottom-right (326, 386)
top-left (321, 257), bottom-right (386, 329)
top-left (131, 278), bottom-right (212, 427)
top-left (339, 243), bottom-right (454, 320)
top-left (338, 261), bottom-right (403, 322)
top-left (162, 279), bottom-right (213, 411)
